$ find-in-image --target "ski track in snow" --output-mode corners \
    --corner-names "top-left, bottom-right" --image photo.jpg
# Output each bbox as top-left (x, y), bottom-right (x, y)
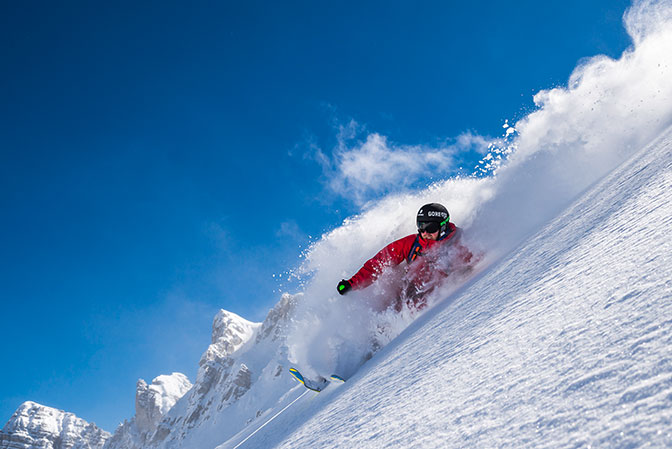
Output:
top-left (220, 128), bottom-right (672, 448)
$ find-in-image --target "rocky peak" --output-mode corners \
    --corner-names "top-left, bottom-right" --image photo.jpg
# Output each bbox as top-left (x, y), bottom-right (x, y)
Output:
top-left (195, 310), bottom-right (260, 398)
top-left (0, 401), bottom-right (109, 449)
top-left (106, 301), bottom-right (298, 449)
top-left (209, 310), bottom-right (260, 357)
top-left (135, 373), bottom-right (192, 436)
top-left (102, 373), bottom-right (191, 449)
top-left (255, 293), bottom-right (298, 343)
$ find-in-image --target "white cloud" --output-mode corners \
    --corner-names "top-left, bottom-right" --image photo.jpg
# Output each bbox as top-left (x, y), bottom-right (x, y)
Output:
top-left (319, 128), bottom-right (497, 205)
top-left (330, 133), bottom-right (454, 202)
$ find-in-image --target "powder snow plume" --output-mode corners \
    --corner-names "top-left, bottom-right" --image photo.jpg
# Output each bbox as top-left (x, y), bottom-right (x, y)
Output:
top-left (285, 0), bottom-right (672, 379)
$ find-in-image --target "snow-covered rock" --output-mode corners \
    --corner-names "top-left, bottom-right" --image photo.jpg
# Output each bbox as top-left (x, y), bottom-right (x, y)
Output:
top-left (104, 300), bottom-right (301, 449)
top-left (194, 309), bottom-right (260, 399)
top-left (103, 373), bottom-right (191, 449)
top-left (0, 401), bottom-right (109, 449)
top-left (139, 298), bottom-right (298, 449)
top-left (135, 374), bottom-right (192, 436)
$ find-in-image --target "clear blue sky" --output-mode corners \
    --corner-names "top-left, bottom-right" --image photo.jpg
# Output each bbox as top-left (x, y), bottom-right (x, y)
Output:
top-left (1, 0), bottom-right (631, 432)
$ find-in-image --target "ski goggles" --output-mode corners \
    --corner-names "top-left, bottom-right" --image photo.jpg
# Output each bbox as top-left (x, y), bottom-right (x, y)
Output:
top-left (417, 221), bottom-right (440, 233)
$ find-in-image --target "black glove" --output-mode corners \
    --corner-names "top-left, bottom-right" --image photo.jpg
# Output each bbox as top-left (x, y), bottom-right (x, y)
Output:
top-left (337, 279), bottom-right (352, 296)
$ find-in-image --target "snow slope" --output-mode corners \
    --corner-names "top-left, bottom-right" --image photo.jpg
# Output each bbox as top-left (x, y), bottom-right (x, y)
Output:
top-left (219, 116), bottom-right (672, 449)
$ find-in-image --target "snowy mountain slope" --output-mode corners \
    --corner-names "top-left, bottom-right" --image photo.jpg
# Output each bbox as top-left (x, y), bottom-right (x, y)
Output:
top-left (219, 126), bottom-right (672, 448)
top-left (0, 402), bottom-right (110, 449)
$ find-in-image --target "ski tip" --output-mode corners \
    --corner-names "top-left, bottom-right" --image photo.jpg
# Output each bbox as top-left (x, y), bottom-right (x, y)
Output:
top-left (330, 374), bottom-right (346, 383)
top-left (289, 368), bottom-right (306, 385)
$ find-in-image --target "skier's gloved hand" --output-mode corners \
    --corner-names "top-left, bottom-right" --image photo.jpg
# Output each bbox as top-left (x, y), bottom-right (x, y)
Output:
top-left (337, 280), bottom-right (352, 296)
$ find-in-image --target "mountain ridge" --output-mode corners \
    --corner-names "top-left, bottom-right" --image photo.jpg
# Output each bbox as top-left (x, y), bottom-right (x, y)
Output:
top-left (0, 401), bottom-right (110, 449)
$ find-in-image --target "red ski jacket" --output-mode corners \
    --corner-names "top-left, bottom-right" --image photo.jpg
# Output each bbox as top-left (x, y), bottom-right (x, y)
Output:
top-left (347, 222), bottom-right (473, 291)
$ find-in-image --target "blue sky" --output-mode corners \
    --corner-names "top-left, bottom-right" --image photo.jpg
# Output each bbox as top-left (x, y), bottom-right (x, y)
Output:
top-left (1, 0), bottom-right (631, 432)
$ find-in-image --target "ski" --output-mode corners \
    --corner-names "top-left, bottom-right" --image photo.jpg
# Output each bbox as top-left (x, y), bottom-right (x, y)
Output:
top-left (288, 368), bottom-right (347, 392)
top-left (288, 368), bottom-right (328, 392)
top-left (330, 374), bottom-right (346, 383)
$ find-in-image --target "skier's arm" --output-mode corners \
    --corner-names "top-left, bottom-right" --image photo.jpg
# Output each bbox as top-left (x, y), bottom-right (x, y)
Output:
top-left (346, 236), bottom-right (412, 290)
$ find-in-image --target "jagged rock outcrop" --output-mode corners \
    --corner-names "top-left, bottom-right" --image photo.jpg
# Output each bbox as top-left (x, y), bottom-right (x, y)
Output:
top-left (255, 293), bottom-right (297, 344)
top-left (135, 374), bottom-right (192, 436)
top-left (0, 401), bottom-right (109, 449)
top-left (103, 374), bottom-right (191, 449)
top-left (147, 309), bottom-right (262, 447)
top-left (105, 294), bottom-right (299, 449)
top-left (194, 309), bottom-right (260, 399)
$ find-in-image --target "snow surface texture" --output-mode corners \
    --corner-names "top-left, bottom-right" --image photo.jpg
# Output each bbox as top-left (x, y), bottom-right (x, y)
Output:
top-left (221, 107), bottom-right (672, 449)
top-left (0, 402), bottom-right (110, 449)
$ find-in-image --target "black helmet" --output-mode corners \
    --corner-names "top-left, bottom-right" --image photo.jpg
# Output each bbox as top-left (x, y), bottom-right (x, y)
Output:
top-left (417, 203), bottom-right (450, 239)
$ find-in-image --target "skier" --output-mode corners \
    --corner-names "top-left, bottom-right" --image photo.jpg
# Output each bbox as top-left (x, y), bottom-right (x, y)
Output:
top-left (289, 203), bottom-right (475, 392)
top-left (336, 203), bottom-right (474, 311)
